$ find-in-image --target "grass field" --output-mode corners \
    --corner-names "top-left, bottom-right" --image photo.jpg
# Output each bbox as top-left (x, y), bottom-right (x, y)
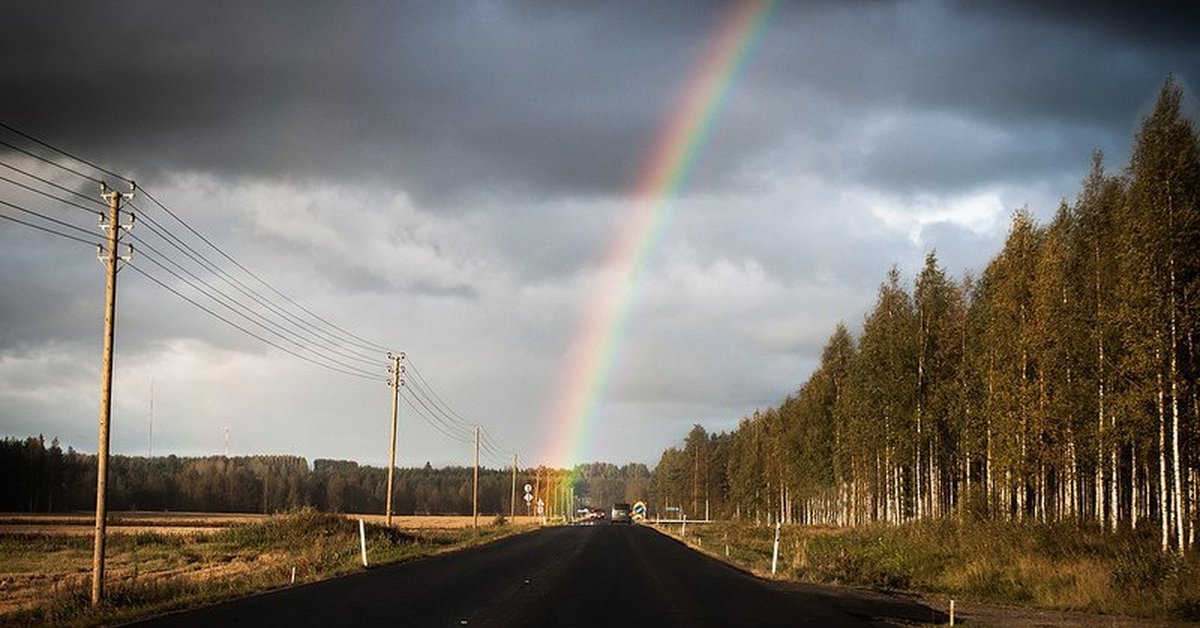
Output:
top-left (0, 510), bottom-right (535, 626)
top-left (657, 519), bottom-right (1200, 622)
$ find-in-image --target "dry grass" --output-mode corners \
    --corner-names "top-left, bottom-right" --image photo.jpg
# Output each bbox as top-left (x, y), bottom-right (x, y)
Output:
top-left (0, 510), bottom-right (536, 626)
top-left (656, 519), bottom-right (1200, 622)
top-left (0, 512), bottom-right (267, 537)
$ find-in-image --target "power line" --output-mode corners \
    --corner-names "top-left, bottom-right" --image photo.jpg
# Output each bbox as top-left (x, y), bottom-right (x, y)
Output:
top-left (128, 262), bottom-right (382, 382)
top-left (0, 137), bottom-right (105, 186)
top-left (407, 359), bottom-right (476, 428)
top-left (0, 120), bottom-right (132, 185)
top-left (399, 387), bottom-right (475, 444)
top-left (132, 248), bottom-right (381, 378)
top-left (128, 225), bottom-right (382, 368)
top-left (405, 361), bottom-right (513, 457)
top-left (138, 187), bottom-right (395, 355)
top-left (0, 211), bottom-right (100, 247)
top-left (0, 159), bottom-right (107, 209)
top-left (405, 358), bottom-right (513, 457)
top-left (0, 172), bottom-right (103, 217)
top-left (405, 377), bottom-right (473, 432)
top-left (0, 198), bottom-right (99, 241)
top-left (129, 205), bottom-right (383, 365)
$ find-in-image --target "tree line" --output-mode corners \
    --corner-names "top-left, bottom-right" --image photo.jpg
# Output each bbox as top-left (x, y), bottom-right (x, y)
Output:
top-left (0, 434), bottom-right (651, 518)
top-left (649, 78), bottom-right (1200, 554)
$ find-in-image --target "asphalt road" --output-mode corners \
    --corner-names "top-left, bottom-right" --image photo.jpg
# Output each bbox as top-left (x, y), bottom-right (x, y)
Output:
top-left (131, 524), bottom-right (946, 627)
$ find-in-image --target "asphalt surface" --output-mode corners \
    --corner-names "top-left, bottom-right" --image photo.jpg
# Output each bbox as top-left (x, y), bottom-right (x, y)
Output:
top-left (130, 524), bottom-right (946, 627)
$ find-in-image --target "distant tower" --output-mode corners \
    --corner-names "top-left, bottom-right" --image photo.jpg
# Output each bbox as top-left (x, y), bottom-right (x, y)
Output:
top-left (224, 424), bottom-right (229, 457)
top-left (148, 377), bottom-right (154, 458)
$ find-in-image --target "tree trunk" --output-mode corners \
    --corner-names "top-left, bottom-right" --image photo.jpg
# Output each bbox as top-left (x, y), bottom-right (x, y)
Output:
top-left (1158, 351), bottom-right (1170, 553)
top-left (1169, 259), bottom-right (1185, 553)
top-left (1132, 446), bottom-right (1139, 529)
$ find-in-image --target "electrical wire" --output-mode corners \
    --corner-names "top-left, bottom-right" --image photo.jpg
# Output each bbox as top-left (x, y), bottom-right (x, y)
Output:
top-left (0, 198), bottom-right (99, 240)
top-left (0, 137), bottom-right (106, 186)
top-left (0, 172), bottom-right (103, 217)
top-left (138, 187), bottom-right (395, 355)
top-left (398, 386), bottom-right (474, 444)
top-left (0, 211), bottom-right (100, 247)
top-left (0, 121), bottom-right (133, 185)
top-left (406, 359), bottom-right (476, 428)
top-left (129, 224), bottom-right (383, 368)
top-left (128, 262), bottom-right (382, 382)
top-left (0, 159), bottom-right (107, 209)
top-left (130, 206), bottom-right (383, 365)
top-left (133, 247), bottom-right (381, 378)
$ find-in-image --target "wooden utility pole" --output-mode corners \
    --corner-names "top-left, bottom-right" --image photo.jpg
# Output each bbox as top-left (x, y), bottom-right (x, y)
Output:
top-left (473, 426), bottom-right (480, 529)
top-left (386, 352), bottom-right (404, 526)
top-left (92, 181), bottom-right (133, 607)
top-left (510, 454), bottom-right (517, 519)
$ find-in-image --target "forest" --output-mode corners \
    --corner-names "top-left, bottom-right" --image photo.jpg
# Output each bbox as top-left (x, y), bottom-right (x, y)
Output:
top-left (652, 79), bottom-right (1200, 554)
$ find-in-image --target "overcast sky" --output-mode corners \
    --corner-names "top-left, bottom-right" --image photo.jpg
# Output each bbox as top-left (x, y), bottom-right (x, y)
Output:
top-left (1, 1), bottom-right (1198, 469)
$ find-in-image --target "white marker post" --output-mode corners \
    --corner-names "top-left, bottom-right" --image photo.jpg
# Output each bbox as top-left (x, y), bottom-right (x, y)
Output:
top-left (359, 519), bottom-right (368, 568)
top-left (771, 521), bottom-right (781, 575)
top-left (681, 514), bottom-right (687, 537)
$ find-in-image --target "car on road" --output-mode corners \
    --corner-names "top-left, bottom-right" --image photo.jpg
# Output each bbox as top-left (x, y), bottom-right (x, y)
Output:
top-left (611, 502), bottom-right (632, 524)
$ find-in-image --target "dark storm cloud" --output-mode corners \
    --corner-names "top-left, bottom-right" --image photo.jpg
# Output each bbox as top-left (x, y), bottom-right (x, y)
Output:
top-left (1, 0), bottom-right (705, 203)
top-left (4, 1), bottom-right (1197, 207)
top-left (734, 0), bottom-right (1199, 196)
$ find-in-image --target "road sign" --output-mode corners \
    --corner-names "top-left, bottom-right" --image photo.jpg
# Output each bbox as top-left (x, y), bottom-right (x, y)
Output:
top-left (536, 502), bottom-right (544, 515)
top-left (524, 493), bottom-right (533, 503)
top-left (523, 484), bottom-right (532, 494)
top-left (632, 501), bottom-right (647, 520)
top-left (536, 498), bottom-right (544, 507)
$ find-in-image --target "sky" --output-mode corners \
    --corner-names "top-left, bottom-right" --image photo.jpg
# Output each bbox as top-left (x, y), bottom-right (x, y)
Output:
top-left (1, 0), bottom-right (1198, 469)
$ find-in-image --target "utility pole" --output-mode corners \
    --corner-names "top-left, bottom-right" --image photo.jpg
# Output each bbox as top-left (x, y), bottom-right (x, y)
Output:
top-left (92, 181), bottom-right (134, 607)
top-left (473, 426), bottom-right (480, 529)
top-left (510, 454), bottom-right (517, 519)
top-left (148, 377), bottom-right (154, 458)
top-left (386, 352), bottom-right (405, 526)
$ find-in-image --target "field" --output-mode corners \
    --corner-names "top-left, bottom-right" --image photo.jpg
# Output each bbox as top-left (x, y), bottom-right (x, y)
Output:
top-left (0, 510), bottom-right (535, 626)
top-left (0, 512), bottom-right (539, 535)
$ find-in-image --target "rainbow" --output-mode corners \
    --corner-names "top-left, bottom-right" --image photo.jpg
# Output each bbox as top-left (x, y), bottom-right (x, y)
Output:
top-left (541, 0), bottom-right (777, 466)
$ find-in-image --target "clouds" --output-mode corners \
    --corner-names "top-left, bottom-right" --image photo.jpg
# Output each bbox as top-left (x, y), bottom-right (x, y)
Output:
top-left (2, 1), bottom-right (1197, 465)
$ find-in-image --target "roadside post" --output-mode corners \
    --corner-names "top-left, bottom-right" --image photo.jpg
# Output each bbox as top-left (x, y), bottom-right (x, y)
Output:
top-left (359, 519), bottom-right (368, 567)
top-left (771, 521), bottom-right (781, 575)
